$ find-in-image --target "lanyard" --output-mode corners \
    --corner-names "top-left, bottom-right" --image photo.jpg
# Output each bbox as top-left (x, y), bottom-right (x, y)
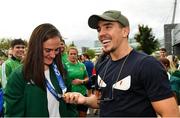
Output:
top-left (45, 62), bottom-right (67, 101)
top-left (46, 79), bottom-right (63, 101)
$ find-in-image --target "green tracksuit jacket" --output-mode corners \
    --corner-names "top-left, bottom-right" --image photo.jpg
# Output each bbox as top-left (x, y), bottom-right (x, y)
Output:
top-left (4, 65), bottom-right (78, 117)
top-left (0, 57), bottom-right (22, 88)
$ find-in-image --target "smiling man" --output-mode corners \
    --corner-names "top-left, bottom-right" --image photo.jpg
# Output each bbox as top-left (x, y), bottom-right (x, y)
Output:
top-left (63, 10), bottom-right (180, 117)
top-left (0, 38), bottom-right (26, 88)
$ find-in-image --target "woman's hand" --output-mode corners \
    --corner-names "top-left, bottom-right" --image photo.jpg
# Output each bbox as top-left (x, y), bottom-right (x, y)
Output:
top-left (72, 79), bottom-right (84, 85)
top-left (63, 92), bottom-right (86, 104)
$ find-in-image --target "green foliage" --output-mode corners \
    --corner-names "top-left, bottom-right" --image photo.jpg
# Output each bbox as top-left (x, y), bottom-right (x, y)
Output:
top-left (0, 38), bottom-right (12, 60)
top-left (85, 49), bottom-right (96, 59)
top-left (66, 41), bottom-right (76, 53)
top-left (69, 41), bottom-right (76, 47)
top-left (134, 25), bottom-right (160, 55)
top-left (0, 38), bottom-right (11, 51)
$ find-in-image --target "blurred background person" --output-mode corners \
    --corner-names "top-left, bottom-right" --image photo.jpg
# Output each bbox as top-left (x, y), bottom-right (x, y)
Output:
top-left (169, 69), bottom-right (180, 107)
top-left (81, 53), bottom-right (94, 92)
top-left (167, 55), bottom-right (179, 74)
top-left (159, 57), bottom-right (171, 79)
top-left (91, 55), bottom-right (99, 65)
top-left (80, 53), bottom-right (95, 116)
top-left (4, 23), bottom-right (77, 117)
top-left (159, 48), bottom-right (167, 58)
top-left (60, 39), bottom-right (68, 65)
top-left (0, 38), bottom-right (26, 88)
top-left (65, 47), bottom-right (89, 117)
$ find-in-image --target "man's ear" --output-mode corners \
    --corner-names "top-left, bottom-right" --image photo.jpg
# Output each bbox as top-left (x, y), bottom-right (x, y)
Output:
top-left (122, 27), bottom-right (130, 38)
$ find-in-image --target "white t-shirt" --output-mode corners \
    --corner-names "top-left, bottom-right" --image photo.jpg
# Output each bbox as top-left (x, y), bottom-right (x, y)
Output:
top-left (44, 69), bottom-right (60, 117)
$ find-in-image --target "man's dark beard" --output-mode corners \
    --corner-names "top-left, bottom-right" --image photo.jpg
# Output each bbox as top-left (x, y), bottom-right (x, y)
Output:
top-left (103, 47), bottom-right (115, 55)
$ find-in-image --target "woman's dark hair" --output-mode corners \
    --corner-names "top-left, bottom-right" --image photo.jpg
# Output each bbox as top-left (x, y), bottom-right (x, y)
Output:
top-left (23, 23), bottom-right (64, 90)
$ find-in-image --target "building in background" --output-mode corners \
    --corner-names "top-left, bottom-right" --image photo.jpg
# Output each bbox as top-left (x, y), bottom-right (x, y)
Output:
top-left (163, 0), bottom-right (180, 56)
top-left (90, 40), bottom-right (102, 55)
top-left (164, 24), bottom-right (180, 55)
top-left (172, 24), bottom-right (180, 55)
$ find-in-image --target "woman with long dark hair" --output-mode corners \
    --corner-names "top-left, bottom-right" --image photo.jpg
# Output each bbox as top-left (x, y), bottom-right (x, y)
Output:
top-left (4, 23), bottom-right (77, 117)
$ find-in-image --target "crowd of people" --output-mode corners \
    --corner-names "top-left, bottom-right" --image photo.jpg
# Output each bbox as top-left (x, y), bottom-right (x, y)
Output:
top-left (158, 48), bottom-right (180, 107)
top-left (0, 10), bottom-right (180, 117)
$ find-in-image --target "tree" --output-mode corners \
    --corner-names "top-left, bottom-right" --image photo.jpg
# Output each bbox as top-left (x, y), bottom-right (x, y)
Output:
top-left (85, 49), bottom-right (96, 59)
top-left (66, 41), bottom-right (76, 52)
top-left (69, 41), bottom-right (76, 47)
top-left (0, 38), bottom-right (12, 60)
top-left (134, 25), bottom-right (160, 55)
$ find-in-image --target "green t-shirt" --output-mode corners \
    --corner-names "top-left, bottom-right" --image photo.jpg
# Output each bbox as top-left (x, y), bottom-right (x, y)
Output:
top-left (4, 65), bottom-right (78, 117)
top-left (65, 61), bottom-right (88, 95)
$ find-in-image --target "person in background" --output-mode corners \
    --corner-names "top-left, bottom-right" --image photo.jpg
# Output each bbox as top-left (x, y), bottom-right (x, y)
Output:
top-left (170, 69), bottom-right (180, 106)
top-left (159, 48), bottom-right (167, 58)
top-left (0, 39), bottom-right (26, 88)
top-left (91, 55), bottom-right (99, 65)
top-left (63, 10), bottom-right (180, 117)
top-left (4, 23), bottom-right (77, 117)
top-left (64, 47), bottom-right (89, 117)
top-left (167, 55), bottom-right (180, 108)
top-left (60, 39), bottom-right (68, 65)
top-left (81, 53), bottom-right (94, 91)
top-left (159, 57), bottom-right (171, 79)
top-left (167, 55), bottom-right (179, 74)
top-left (81, 53), bottom-right (95, 116)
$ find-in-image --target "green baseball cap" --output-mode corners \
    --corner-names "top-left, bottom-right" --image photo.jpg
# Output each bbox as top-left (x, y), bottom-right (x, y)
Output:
top-left (88, 10), bottom-right (129, 29)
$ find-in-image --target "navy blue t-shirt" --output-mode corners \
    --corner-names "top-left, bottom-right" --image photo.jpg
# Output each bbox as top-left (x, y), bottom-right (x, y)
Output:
top-left (95, 49), bottom-right (173, 117)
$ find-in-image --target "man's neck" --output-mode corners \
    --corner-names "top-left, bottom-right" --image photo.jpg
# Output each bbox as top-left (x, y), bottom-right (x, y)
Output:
top-left (110, 45), bottom-right (133, 61)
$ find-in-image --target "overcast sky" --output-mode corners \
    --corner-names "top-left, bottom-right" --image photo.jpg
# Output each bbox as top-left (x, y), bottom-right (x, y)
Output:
top-left (0, 0), bottom-right (179, 43)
